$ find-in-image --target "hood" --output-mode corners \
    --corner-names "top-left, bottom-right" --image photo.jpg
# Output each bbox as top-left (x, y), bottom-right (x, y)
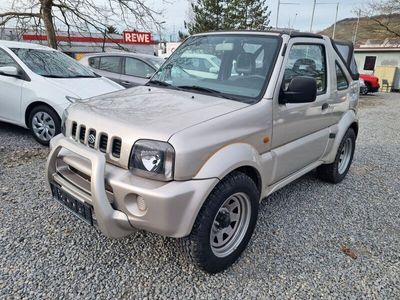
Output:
top-left (359, 74), bottom-right (378, 81)
top-left (43, 76), bottom-right (123, 99)
top-left (67, 85), bottom-right (248, 143)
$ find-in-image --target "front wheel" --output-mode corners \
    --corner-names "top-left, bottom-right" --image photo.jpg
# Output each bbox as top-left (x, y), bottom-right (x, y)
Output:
top-left (178, 171), bottom-right (259, 273)
top-left (28, 105), bottom-right (61, 146)
top-left (317, 128), bottom-right (356, 183)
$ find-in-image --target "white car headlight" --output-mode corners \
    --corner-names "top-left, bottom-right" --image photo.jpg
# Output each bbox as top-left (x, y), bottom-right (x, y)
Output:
top-left (129, 140), bottom-right (175, 181)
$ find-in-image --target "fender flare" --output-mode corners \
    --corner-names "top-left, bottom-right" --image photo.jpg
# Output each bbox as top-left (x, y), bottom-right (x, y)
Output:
top-left (193, 142), bottom-right (264, 189)
top-left (323, 110), bottom-right (358, 163)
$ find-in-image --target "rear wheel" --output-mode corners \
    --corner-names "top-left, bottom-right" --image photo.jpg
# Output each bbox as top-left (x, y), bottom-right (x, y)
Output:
top-left (365, 81), bottom-right (372, 93)
top-left (28, 105), bottom-right (61, 146)
top-left (317, 128), bottom-right (356, 183)
top-left (178, 171), bottom-right (259, 273)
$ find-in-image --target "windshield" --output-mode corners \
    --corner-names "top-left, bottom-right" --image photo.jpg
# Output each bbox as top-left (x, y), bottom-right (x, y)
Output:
top-left (150, 34), bottom-right (280, 103)
top-left (12, 48), bottom-right (96, 78)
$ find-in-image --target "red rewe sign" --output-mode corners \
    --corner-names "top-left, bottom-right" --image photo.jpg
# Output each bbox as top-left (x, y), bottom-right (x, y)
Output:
top-left (123, 31), bottom-right (152, 44)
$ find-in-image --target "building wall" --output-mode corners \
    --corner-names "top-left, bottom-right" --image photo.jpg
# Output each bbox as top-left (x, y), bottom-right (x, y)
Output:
top-left (355, 51), bottom-right (400, 90)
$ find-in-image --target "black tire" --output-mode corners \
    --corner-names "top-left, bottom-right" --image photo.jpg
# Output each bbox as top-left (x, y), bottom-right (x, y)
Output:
top-left (28, 105), bottom-right (61, 146)
top-left (178, 171), bottom-right (259, 273)
top-left (360, 87), bottom-right (369, 95)
top-left (317, 128), bottom-right (356, 183)
top-left (365, 81), bottom-right (372, 93)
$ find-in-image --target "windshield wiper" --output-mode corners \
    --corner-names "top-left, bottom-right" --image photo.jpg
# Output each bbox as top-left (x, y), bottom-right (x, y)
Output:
top-left (68, 75), bottom-right (96, 78)
top-left (177, 85), bottom-right (221, 94)
top-left (177, 85), bottom-right (237, 100)
top-left (41, 74), bottom-right (66, 78)
top-left (146, 80), bottom-right (171, 87)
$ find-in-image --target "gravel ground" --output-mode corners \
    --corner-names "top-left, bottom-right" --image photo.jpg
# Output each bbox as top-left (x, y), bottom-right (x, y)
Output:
top-left (0, 93), bottom-right (399, 299)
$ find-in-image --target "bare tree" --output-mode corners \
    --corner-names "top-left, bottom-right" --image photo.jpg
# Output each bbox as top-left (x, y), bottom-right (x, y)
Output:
top-left (361, 0), bottom-right (400, 38)
top-left (0, 0), bottom-right (164, 49)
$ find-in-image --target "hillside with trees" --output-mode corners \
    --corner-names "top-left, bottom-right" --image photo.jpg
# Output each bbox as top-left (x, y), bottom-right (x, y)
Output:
top-left (319, 14), bottom-right (400, 45)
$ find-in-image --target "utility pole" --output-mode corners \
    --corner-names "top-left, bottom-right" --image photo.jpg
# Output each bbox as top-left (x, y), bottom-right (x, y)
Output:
top-left (276, 0), bottom-right (280, 29)
top-left (332, 2), bottom-right (339, 39)
top-left (276, 1), bottom-right (300, 29)
top-left (353, 9), bottom-right (361, 44)
top-left (310, 0), bottom-right (317, 32)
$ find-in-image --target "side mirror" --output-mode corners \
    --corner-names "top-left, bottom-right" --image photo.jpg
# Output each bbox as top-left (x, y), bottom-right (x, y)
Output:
top-left (209, 67), bottom-right (219, 74)
top-left (0, 66), bottom-right (20, 78)
top-left (280, 76), bottom-right (317, 104)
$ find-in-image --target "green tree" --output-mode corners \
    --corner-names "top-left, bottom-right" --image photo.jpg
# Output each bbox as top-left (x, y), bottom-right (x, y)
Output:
top-left (187, 0), bottom-right (271, 34)
top-left (187, 0), bottom-right (225, 34)
top-left (106, 26), bottom-right (119, 35)
top-left (225, 0), bottom-right (271, 30)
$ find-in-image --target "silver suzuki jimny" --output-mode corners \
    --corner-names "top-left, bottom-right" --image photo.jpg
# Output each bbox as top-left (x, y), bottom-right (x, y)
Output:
top-left (46, 31), bottom-right (359, 273)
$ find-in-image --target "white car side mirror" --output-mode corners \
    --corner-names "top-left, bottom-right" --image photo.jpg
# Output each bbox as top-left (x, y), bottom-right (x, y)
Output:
top-left (0, 66), bottom-right (19, 77)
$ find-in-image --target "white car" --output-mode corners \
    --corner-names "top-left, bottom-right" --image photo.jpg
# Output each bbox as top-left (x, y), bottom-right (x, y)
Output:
top-left (0, 41), bottom-right (123, 145)
top-left (180, 53), bottom-right (221, 79)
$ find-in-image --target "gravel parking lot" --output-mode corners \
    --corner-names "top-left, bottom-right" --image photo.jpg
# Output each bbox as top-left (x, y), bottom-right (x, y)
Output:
top-left (1, 93), bottom-right (399, 299)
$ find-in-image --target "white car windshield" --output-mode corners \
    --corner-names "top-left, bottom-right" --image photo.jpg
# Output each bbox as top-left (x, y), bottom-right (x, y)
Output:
top-left (150, 34), bottom-right (281, 103)
top-left (12, 48), bottom-right (97, 78)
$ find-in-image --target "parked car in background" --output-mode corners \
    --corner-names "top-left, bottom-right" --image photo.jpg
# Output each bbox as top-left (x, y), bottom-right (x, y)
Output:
top-left (0, 41), bottom-right (123, 145)
top-left (359, 78), bottom-right (369, 95)
top-left (47, 31), bottom-right (359, 273)
top-left (79, 52), bottom-right (164, 88)
top-left (179, 53), bottom-right (221, 79)
top-left (359, 73), bottom-right (380, 94)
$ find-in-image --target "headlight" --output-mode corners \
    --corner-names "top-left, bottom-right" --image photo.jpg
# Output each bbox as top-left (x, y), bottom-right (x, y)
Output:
top-left (129, 140), bottom-right (175, 181)
top-left (61, 109), bottom-right (69, 136)
top-left (65, 96), bottom-right (80, 103)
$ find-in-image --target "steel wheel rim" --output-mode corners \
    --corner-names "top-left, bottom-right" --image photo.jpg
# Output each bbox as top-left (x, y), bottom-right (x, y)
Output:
top-left (338, 137), bottom-right (353, 174)
top-left (32, 111), bottom-right (56, 142)
top-left (210, 192), bottom-right (251, 258)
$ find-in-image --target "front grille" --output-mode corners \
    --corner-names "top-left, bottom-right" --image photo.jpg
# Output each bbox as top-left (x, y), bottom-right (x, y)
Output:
top-left (71, 122), bottom-right (77, 138)
top-left (112, 138), bottom-right (122, 158)
top-left (79, 126), bottom-right (86, 142)
top-left (99, 134), bottom-right (108, 153)
top-left (70, 122), bottom-right (122, 160)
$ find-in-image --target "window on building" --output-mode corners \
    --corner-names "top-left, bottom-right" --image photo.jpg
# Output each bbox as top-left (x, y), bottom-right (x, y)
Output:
top-left (364, 56), bottom-right (376, 71)
top-left (336, 62), bottom-right (349, 90)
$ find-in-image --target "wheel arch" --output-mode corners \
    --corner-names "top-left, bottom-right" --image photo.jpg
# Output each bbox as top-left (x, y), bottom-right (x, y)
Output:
top-left (323, 110), bottom-right (358, 163)
top-left (25, 101), bottom-right (61, 128)
top-left (193, 143), bottom-right (264, 197)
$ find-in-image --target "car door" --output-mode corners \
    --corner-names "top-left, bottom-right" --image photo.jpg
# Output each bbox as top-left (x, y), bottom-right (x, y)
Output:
top-left (120, 57), bottom-right (155, 88)
top-left (271, 39), bottom-right (332, 183)
top-left (0, 48), bottom-right (24, 124)
top-left (88, 55), bottom-right (123, 85)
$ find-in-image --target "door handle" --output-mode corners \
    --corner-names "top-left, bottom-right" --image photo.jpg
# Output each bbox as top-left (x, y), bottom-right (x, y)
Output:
top-left (121, 81), bottom-right (132, 85)
top-left (321, 103), bottom-right (329, 110)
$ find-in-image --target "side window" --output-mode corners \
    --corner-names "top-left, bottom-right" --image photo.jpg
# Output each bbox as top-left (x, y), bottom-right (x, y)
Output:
top-left (99, 56), bottom-right (121, 73)
top-left (88, 57), bottom-right (100, 69)
top-left (336, 62), bottom-right (349, 90)
top-left (364, 56), bottom-right (376, 71)
top-left (125, 58), bottom-right (154, 77)
top-left (0, 49), bottom-right (18, 68)
top-left (283, 44), bottom-right (327, 94)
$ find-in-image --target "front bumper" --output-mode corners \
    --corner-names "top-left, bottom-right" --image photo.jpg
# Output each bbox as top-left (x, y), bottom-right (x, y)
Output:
top-left (46, 135), bottom-right (218, 238)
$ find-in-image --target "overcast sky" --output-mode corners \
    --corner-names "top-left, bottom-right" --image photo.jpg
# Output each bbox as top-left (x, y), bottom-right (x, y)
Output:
top-left (162, 0), bottom-right (366, 38)
top-left (1, 0), bottom-right (366, 38)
